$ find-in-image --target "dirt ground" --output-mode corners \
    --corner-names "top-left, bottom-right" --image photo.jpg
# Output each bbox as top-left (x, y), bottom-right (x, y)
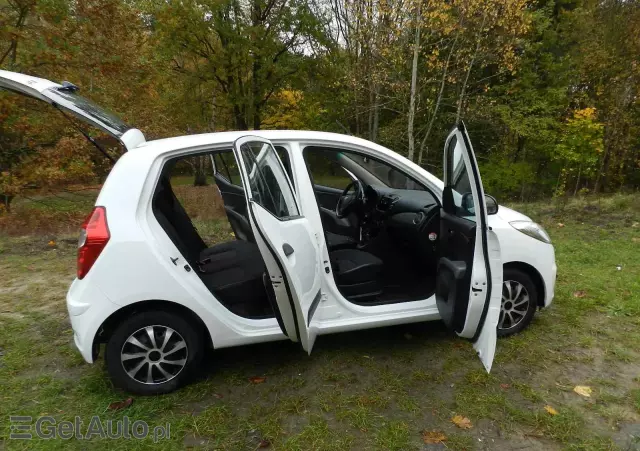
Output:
top-left (1, 194), bottom-right (639, 450)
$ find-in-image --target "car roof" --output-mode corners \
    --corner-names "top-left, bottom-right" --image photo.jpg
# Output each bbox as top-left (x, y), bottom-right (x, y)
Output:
top-left (128, 129), bottom-right (444, 191)
top-left (134, 130), bottom-right (385, 155)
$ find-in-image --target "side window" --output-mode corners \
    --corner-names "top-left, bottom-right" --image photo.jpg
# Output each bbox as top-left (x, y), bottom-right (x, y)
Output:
top-left (159, 152), bottom-right (230, 246)
top-left (446, 135), bottom-right (475, 220)
top-left (214, 151), bottom-right (242, 186)
top-left (240, 141), bottom-right (299, 219)
top-left (274, 145), bottom-right (294, 187)
top-left (304, 148), bottom-right (353, 189)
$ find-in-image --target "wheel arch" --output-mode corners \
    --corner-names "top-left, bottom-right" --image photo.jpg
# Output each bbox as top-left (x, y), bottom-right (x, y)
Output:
top-left (93, 300), bottom-right (213, 357)
top-left (503, 261), bottom-right (546, 307)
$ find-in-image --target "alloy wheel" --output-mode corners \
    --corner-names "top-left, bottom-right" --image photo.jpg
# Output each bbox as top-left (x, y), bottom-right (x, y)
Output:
top-left (120, 325), bottom-right (188, 385)
top-left (499, 280), bottom-right (530, 330)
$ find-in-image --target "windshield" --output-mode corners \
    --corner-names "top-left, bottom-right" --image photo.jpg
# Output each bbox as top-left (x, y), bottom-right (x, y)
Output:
top-left (339, 153), bottom-right (426, 191)
top-left (44, 87), bottom-right (130, 136)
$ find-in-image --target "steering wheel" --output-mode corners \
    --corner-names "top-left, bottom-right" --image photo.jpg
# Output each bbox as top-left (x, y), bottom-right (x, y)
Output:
top-left (336, 179), bottom-right (364, 218)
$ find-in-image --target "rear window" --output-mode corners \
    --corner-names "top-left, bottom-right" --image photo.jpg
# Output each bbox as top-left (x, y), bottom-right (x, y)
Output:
top-left (45, 87), bottom-right (130, 135)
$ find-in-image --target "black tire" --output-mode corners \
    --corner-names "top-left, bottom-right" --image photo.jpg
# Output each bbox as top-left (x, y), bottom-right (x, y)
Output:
top-left (105, 310), bottom-right (203, 395)
top-left (497, 268), bottom-right (538, 337)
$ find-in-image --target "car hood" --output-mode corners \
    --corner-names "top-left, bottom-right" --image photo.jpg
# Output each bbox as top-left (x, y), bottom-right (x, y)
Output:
top-left (496, 205), bottom-right (532, 223)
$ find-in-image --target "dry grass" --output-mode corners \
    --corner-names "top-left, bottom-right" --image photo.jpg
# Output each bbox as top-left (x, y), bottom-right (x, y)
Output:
top-left (172, 184), bottom-right (226, 221)
top-left (0, 183), bottom-right (228, 237)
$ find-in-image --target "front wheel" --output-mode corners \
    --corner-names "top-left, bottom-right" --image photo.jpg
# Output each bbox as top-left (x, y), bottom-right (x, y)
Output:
top-left (497, 269), bottom-right (538, 337)
top-left (105, 311), bottom-right (203, 395)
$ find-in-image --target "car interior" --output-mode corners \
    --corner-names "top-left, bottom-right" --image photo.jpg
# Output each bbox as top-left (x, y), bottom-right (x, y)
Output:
top-left (302, 147), bottom-right (441, 304)
top-left (152, 144), bottom-right (442, 322)
top-left (152, 155), bottom-right (276, 320)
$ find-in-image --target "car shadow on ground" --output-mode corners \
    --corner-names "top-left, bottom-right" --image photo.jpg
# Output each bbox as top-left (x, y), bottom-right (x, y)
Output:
top-left (197, 320), bottom-right (455, 382)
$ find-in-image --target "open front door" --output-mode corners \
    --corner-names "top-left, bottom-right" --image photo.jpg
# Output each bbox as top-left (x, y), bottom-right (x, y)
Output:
top-left (0, 70), bottom-right (145, 150)
top-left (232, 136), bottom-right (323, 353)
top-left (436, 123), bottom-right (503, 371)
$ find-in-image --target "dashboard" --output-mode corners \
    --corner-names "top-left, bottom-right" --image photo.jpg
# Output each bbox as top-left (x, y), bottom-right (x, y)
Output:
top-left (360, 185), bottom-right (440, 262)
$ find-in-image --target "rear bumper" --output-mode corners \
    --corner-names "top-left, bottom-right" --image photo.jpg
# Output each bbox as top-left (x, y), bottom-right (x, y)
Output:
top-left (66, 278), bottom-right (120, 363)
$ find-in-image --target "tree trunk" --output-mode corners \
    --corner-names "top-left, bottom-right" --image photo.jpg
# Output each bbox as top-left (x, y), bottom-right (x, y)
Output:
top-left (407, 1), bottom-right (421, 162)
top-left (455, 13), bottom-right (487, 124)
top-left (519, 140), bottom-right (527, 202)
top-left (418, 30), bottom-right (460, 165)
top-left (573, 165), bottom-right (581, 196)
top-left (234, 105), bottom-right (248, 130)
top-left (193, 156), bottom-right (208, 186)
top-left (371, 82), bottom-right (380, 142)
top-left (0, 194), bottom-right (13, 213)
top-left (594, 139), bottom-right (612, 194)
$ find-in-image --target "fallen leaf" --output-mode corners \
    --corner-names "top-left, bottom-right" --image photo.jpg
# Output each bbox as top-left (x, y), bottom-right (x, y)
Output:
top-left (108, 398), bottom-right (133, 410)
top-left (213, 393), bottom-right (223, 399)
top-left (258, 439), bottom-right (271, 448)
top-left (544, 405), bottom-right (558, 415)
top-left (451, 415), bottom-right (473, 429)
top-left (453, 342), bottom-right (465, 348)
top-left (573, 385), bottom-right (592, 397)
top-left (573, 290), bottom-right (587, 298)
top-left (557, 223), bottom-right (565, 228)
top-left (632, 237), bottom-right (640, 243)
top-left (230, 232), bottom-right (235, 237)
top-left (422, 430), bottom-right (447, 444)
top-left (500, 383), bottom-right (511, 390)
top-left (48, 240), bottom-right (56, 246)
top-left (249, 376), bottom-right (266, 384)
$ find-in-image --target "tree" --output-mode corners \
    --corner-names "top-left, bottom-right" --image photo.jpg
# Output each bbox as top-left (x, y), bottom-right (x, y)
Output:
top-left (153, 0), bottom-right (327, 131)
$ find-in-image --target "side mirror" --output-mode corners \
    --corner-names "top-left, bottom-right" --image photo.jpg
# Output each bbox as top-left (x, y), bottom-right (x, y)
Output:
top-left (485, 194), bottom-right (499, 215)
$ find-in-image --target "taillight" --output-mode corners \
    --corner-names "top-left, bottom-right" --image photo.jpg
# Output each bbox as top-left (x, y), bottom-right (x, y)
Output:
top-left (77, 206), bottom-right (110, 279)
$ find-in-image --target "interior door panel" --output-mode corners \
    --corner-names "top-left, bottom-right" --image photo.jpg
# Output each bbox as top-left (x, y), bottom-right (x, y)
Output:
top-left (314, 185), bottom-right (357, 236)
top-left (436, 209), bottom-right (476, 333)
top-left (434, 123), bottom-right (502, 372)
top-left (314, 185), bottom-right (343, 210)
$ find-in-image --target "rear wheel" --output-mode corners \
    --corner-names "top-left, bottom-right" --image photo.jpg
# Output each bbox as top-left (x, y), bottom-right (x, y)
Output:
top-left (497, 268), bottom-right (538, 337)
top-left (105, 311), bottom-right (203, 395)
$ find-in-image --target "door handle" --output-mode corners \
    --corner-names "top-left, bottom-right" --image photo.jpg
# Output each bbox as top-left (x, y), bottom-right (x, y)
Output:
top-left (283, 243), bottom-right (294, 256)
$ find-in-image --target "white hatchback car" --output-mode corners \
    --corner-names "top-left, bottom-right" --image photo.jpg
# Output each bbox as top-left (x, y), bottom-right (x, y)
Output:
top-left (1, 71), bottom-right (556, 394)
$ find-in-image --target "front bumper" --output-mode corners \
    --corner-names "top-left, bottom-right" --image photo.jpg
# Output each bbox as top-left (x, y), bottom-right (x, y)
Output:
top-left (544, 261), bottom-right (557, 307)
top-left (66, 278), bottom-right (120, 363)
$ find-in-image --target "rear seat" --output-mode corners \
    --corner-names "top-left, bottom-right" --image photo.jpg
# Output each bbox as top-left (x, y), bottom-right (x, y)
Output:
top-left (198, 241), bottom-right (271, 318)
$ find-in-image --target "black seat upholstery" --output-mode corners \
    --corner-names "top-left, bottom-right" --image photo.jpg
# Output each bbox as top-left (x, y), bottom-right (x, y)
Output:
top-left (330, 249), bottom-right (383, 300)
top-left (153, 177), bottom-right (206, 262)
top-left (199, 240), bottom-right (272, 318)
top-left (326, 231), bottom-right (357, 251)
top-left (225, 207), bottom-right (255, 242)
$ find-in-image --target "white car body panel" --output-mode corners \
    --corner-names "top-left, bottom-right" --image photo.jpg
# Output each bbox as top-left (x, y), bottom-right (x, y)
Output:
top-left (65, 129), bottom-right (556, 367)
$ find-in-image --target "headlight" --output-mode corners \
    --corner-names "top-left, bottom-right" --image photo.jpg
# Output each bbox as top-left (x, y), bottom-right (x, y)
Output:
top-left (509, 220), bottom-right (551, 244)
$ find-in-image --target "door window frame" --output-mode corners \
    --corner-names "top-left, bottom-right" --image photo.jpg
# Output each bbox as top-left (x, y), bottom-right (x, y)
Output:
top-left (234, 137), bottom-right (303, 223)
top-left (301, 143), bottom-right (440, 204)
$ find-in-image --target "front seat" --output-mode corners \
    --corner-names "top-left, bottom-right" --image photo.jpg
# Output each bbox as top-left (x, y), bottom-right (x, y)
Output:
top-left (225, 207), bottom-right (255, 242)
top-left (326, 231), bottom-right (357, 251)
top-left (330, 249), bottom-right (383, 301)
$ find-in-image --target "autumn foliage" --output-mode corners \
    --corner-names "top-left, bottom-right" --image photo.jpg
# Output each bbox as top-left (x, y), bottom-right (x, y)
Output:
top-left (1, 0), bottom-right (639, 218)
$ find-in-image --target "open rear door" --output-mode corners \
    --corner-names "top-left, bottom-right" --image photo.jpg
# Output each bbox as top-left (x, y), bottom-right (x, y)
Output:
top-left (0, 70), bottom-right (145, 150)
top-left (436, 123), bottom-right (503, 371)
top-left (232, 136), bottom-right (323, 353)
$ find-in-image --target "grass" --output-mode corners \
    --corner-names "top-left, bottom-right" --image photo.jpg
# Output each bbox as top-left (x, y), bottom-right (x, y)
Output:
top-left (0, 193), bottom-right (639, 449)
